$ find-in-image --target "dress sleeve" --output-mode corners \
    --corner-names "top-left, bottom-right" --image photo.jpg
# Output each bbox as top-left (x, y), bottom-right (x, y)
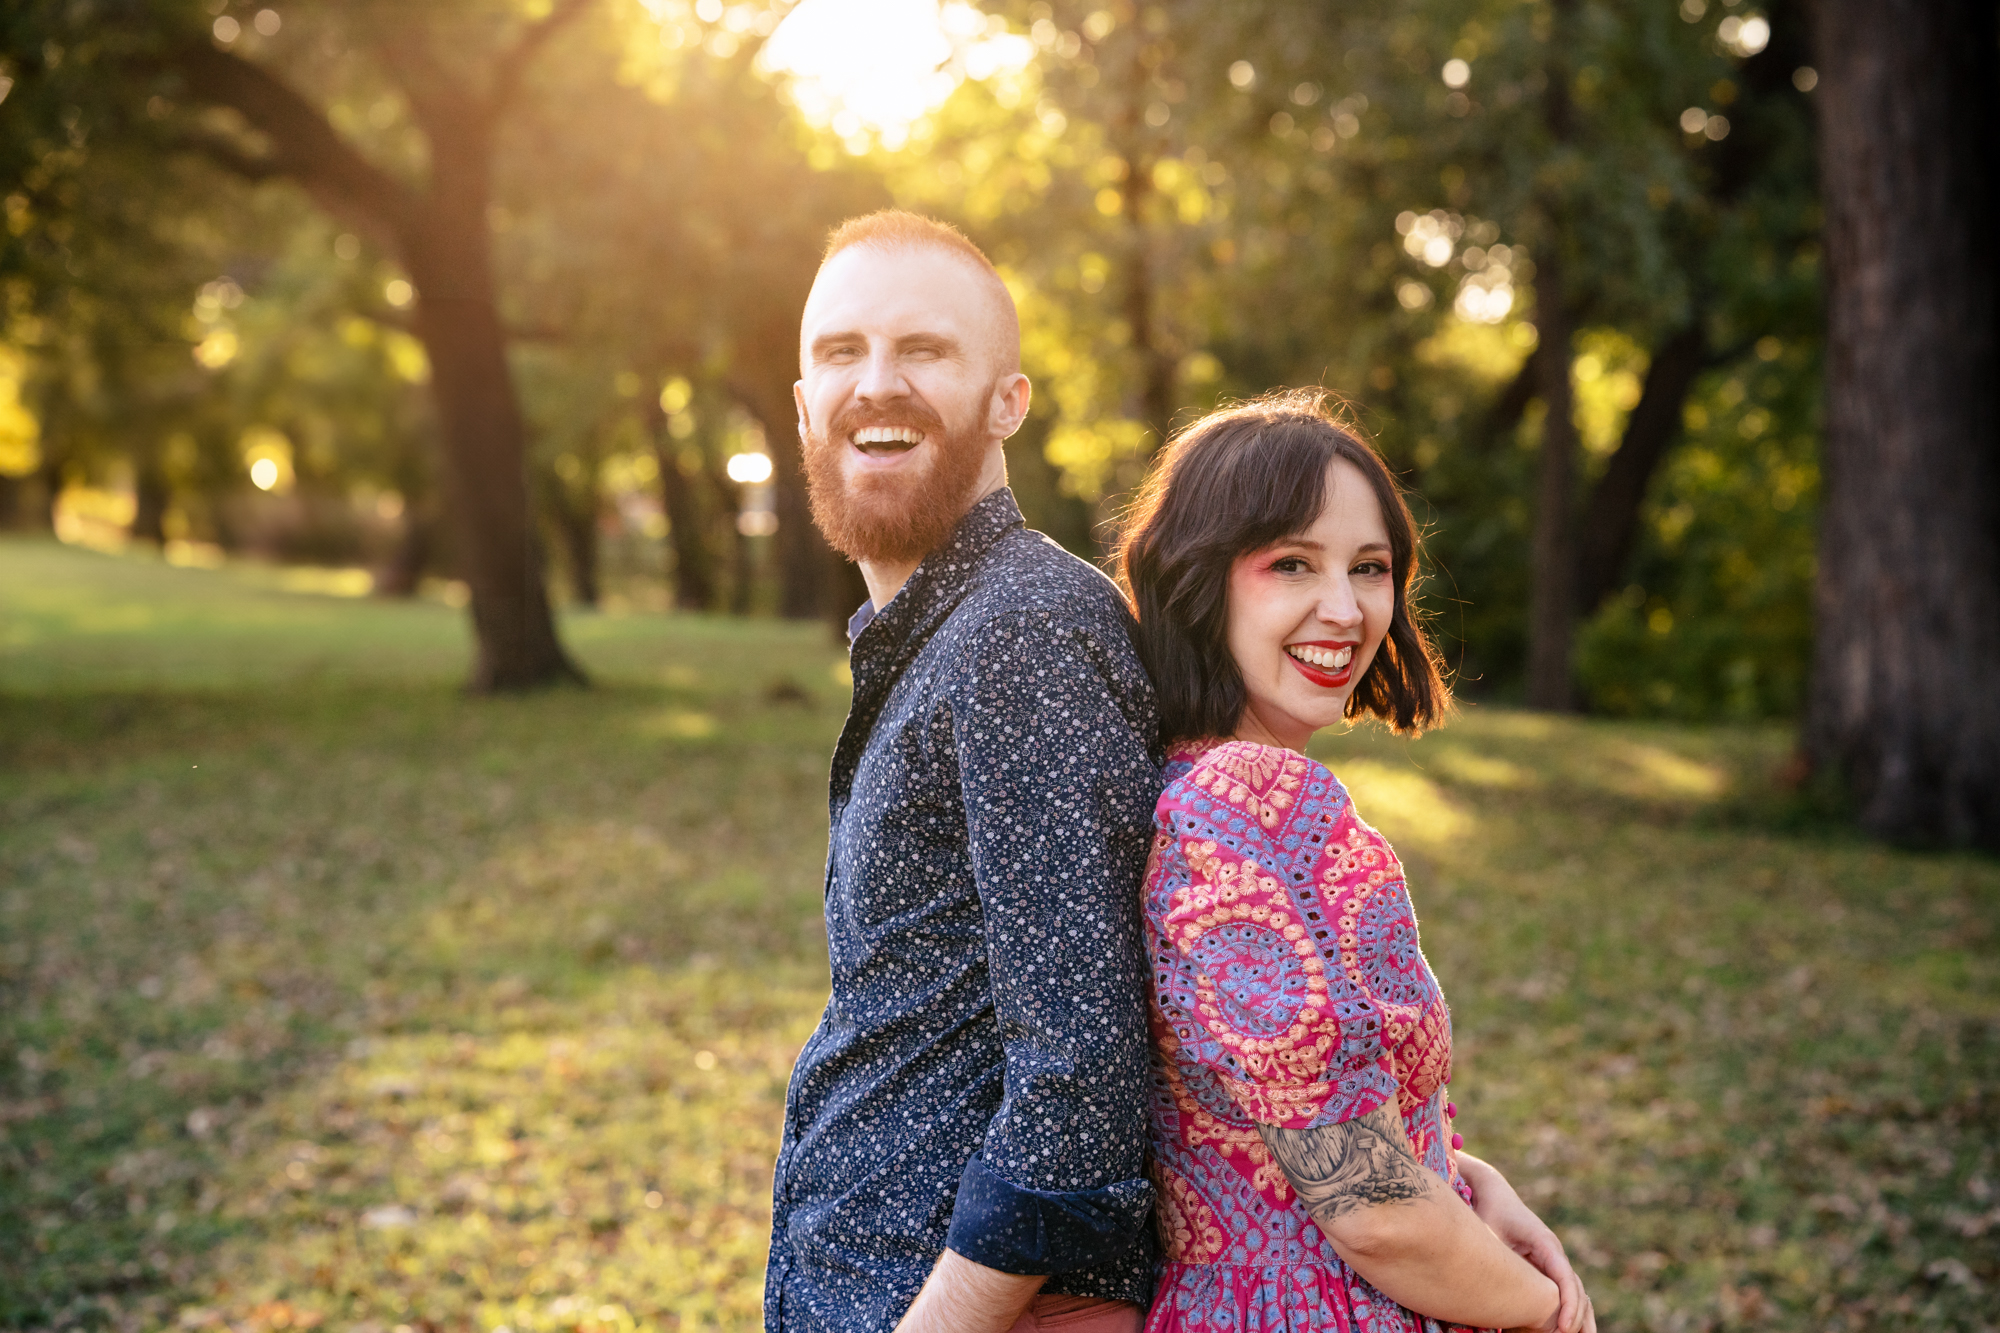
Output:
top-left (1153, 743), bottom-right (1402, 1131)
top-left (941, 606), bottom-right (1160, 1275)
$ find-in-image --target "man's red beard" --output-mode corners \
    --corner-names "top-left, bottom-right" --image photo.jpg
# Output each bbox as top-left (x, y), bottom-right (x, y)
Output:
top-left (803, 399), bottom-right (994, 565)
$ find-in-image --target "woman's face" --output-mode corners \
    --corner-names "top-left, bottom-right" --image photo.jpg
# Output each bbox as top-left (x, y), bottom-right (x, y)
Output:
top-left (1225, 457), bottom-right (1396, 751)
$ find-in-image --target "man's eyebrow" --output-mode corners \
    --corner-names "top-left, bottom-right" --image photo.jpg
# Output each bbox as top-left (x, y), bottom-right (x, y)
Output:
top-left (807, 329), bottom-right (966, 359)
top-left (809, 330), bottom-right (864, 358)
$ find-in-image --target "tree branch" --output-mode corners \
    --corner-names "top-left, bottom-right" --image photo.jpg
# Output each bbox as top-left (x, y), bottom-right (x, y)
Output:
top-left (1466, 344), bottom-right (1541, 453)
top-left (169, 128), bottom-right (284, 183)
top-left (1573, 321), bottom-right (1710, 612)
top-left (169, 44), bottom-right (419, 247)
top-left (488, 0), bottom-right (595, 117)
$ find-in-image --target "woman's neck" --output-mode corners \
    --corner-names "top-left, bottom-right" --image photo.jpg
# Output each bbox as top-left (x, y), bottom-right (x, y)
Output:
top-left (1232, 705), bottom-right (1311, 754)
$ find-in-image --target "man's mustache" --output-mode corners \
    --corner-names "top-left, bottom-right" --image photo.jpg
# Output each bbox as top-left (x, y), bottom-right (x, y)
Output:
top-left (826, 402), bottom-right (947, 441)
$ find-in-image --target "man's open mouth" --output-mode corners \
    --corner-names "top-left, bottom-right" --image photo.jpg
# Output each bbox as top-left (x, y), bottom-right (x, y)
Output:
top-left (851, 426), bottom-right (926, 457)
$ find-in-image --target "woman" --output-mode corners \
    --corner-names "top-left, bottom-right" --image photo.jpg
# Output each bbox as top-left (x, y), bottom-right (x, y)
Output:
top-left (1116, 391), bottom-right (1593, 1333)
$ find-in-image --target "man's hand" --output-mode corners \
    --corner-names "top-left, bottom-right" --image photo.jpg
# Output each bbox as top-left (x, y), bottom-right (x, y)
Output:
top-left (1457, 1152), bottom-right (1595, 1333)
top-left (893, 1249), bottom-right (1046, 1333)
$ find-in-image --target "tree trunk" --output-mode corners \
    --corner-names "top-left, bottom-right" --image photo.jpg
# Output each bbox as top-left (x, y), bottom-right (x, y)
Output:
top-left (544, 473), bottom-right (599, 609)
top-left (170, 24), bottom-right (585, 690)
top-left (645, 389), bottom-right (716, 611)
top-left (1805, 0), bottom-right (2000, 847)
top-left (130, 443), bottom-right (170, 546)
top-left (1111, 41), bottom-right (1172, 453)
top-left (1525, 0), bottom-right (1580, 713)
top-left (31, 416), bottom-right (65, 531)
top-left (405, 212), bottom-right (582, 688)
top-left (1525, 258), bottom-right (1579, 711)
top-left (1573, 322), bottom-right (1709, 613)
top-left (377, 507), bottom-right (431, 597)
top-left (728, 370), bottom-right (833, 621)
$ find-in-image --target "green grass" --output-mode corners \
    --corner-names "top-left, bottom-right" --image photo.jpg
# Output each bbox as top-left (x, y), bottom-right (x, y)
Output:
top-left (2, 535), bottom-right (1995, 1333)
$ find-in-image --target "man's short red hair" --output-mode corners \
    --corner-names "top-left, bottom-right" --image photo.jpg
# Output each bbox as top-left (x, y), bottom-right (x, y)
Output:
top-left (822, 210), bottom-right (1001, 278)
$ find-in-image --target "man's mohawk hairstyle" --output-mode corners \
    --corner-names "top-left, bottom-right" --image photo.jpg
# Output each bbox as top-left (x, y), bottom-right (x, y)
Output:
top-left (822, 210), bottom-right (1001, 277)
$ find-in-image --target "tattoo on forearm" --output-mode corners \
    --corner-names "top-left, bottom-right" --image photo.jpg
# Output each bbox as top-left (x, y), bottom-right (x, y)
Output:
top-left (1258, 1106), bottom-right (1432, 1224)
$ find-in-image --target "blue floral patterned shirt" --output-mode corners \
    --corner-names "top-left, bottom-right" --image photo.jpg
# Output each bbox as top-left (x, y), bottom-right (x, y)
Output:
top-left (765, 489), bottom-right (1163, 1332)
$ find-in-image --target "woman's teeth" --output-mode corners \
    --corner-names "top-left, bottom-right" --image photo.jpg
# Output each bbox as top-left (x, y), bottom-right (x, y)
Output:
top-left (1287, 644), bottom-right (1353, 670)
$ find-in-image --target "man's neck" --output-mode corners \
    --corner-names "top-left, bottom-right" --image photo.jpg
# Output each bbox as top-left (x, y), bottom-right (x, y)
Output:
top-left (856, 468), bottom-right (1008, 611)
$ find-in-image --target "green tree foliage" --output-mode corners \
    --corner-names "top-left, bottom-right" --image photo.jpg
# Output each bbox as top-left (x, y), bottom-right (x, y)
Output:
top-left (886, 0), bottom-right (1820, 715)
top-left (1, 0), bottom-right (1826, 718)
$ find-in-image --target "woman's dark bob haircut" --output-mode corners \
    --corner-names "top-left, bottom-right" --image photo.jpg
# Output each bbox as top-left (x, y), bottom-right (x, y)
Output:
top-left (1116, 388), bottom-right (1451, 745)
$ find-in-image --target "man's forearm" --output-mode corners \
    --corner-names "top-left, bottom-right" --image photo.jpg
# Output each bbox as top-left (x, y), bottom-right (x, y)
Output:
top-left (893, 1249), bottom-right (1045, 1333)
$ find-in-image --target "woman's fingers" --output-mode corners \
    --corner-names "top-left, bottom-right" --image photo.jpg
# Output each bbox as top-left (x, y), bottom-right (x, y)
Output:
top-left (1530, 1236), bottom-right (1586, 1333)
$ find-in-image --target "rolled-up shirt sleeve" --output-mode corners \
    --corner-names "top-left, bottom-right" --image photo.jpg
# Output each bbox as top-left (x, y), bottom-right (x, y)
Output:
top-left (941, 606), bottom-right (1161, 1275)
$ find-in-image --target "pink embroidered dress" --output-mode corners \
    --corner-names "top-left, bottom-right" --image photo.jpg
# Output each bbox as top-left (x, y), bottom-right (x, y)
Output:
top-left (1141, 740), bottom-right (1481, 1333)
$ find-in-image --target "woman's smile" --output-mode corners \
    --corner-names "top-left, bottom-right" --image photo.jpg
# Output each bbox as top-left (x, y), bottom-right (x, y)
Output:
top-left (1284, 640), bottom-right (1359, 686)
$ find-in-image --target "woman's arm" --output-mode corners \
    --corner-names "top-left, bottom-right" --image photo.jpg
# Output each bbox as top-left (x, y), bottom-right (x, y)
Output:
top-left (1455, 1152), bottom-right (1593, 1333)
top-left (1258, 1107), bottom-right (1565, 1333)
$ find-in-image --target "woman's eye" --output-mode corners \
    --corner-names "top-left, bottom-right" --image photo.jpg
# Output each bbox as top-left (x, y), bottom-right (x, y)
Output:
top-left (1352, 560), bottom-right (1390, 577)
top-left (1271, 557), bottom-right (1308, 574)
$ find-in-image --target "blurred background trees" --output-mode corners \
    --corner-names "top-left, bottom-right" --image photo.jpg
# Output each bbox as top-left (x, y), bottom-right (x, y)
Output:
top-left (0, 0), bottom-right (1989, 843)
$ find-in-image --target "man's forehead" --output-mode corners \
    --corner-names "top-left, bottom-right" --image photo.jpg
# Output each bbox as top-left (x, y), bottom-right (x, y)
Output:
top-left (801, 245), bottom-right (1010, 342)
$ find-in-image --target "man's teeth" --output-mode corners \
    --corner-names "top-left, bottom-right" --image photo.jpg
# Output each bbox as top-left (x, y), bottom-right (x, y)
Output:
top-left (852, 426), bottom-right (925, 446)
top-left (1287, 645), bottom-right (1353, 670)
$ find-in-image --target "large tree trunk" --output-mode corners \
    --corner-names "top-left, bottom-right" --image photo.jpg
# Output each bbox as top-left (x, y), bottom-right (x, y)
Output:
top-left (405, 209), bottom-right (581, 687)
top-left (171, 14), bottom-right (586, 690)
top-left (1805, 0), bottom-right (2000, 847)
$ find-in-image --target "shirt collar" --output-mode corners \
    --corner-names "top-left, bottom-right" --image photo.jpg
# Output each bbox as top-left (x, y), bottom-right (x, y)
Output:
top-left (848, 487), bottom-right (1026, 653)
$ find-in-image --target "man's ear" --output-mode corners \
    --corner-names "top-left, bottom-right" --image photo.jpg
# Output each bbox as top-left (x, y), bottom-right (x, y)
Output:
top-left (991, 373), bottom-right (1032, 440)
top-left (793, 381), bottom-right (810, 440)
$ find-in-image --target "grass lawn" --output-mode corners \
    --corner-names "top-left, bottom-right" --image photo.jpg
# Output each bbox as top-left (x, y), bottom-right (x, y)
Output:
top-left (2, 535), bottom-right (1995, 1333)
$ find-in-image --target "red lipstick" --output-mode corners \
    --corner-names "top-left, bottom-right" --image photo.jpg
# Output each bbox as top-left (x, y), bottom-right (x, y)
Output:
top-left (1284, 640), bottom-right (1359, 689)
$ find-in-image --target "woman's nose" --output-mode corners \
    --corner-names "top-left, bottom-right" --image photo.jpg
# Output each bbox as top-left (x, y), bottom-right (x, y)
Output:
top-left (1317, 577), bottom-right (1363, 628)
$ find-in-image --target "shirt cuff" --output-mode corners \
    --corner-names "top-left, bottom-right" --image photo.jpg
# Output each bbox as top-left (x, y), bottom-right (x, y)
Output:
top-left (944, 1152), bottom-right (1155, 1276)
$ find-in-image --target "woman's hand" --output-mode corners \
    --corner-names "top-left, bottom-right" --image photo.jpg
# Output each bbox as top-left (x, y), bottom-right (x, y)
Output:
top-left (1257, 1112), bottom-right (1562, 1332)
top-left (1456, 1152), bottom-right (1595, 1333)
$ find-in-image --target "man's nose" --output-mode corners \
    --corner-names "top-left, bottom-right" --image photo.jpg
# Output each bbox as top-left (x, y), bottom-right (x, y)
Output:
top-left (854, 346), bottom-right (909, 404)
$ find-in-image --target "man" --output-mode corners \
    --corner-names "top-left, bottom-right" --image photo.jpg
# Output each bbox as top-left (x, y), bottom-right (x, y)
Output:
top-left (764, 210), bottom-right (1161, 1333)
